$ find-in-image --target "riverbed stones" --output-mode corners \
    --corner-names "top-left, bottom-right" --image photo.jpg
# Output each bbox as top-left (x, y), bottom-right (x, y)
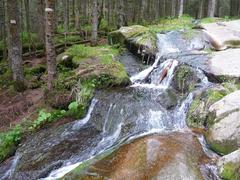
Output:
top-left (217, 149), bottom-right (240, 180)
top-left (206, 90), bottom-right (240, 155)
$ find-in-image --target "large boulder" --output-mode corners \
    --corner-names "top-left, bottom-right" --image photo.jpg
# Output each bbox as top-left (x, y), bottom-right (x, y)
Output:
top-left (109, 25), bottom-right (157, 63)
top-left (201, 20), bottom-right (240, 50)
top-left (217, 149), bottom-right (240, 180)
top-left (206, 90), bottom-right (240, 154)
top-left (207, 49), bottom-right (240, 82)
top-left (64, 133), bottom-right (210, 180)
top-left (187, 85), bottom-right (229, 129)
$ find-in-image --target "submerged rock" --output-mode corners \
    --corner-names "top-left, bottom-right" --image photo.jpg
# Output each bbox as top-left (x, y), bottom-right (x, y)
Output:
top-left (206, 90), bottom-right (240, 155)
top-left (64, 133), bottom-right (210, 180)
top-left (217, 149), bottom-right (240, 180)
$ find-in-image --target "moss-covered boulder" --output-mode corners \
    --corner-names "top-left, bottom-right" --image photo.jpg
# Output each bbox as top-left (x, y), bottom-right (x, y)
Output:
top-left (171, 64), bottom-right (200, 95)
top-left (109, 25), bottom-right (157, 63)
top-left (205, 90), bottom-right (240, 155)
top-left (217, 149), bottom-right (240, 180)
top-left (187, 86), bottom-right (229, 128)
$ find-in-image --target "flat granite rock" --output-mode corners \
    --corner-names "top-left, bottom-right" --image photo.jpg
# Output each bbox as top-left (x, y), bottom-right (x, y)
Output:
top-left (202, 20), bottom-right (240, 50)
top-left (208, 48), bottom-right (240, 80)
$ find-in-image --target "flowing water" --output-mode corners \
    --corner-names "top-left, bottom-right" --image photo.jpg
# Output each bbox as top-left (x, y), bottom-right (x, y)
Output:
top-left (0, 32), bottom-right (220, 180)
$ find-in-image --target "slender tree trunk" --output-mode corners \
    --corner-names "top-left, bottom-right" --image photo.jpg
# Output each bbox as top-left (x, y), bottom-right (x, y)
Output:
top-left (117, 0), bottom-right (125, 29)
top-left (63, 0), bottom-right (69, 32)
top-left (178, 0), bottom-right (184, 17)
top-left (24, 0), bottom-right (33, 55)
top-left (75, 0), bottom-right (81, 31)
top-left (37, 0), bottom-right (45, 45)
top-left (171, 0), bottom-right (176, 17)
top-left (208, 0), bottom-right (216, 17)
top-left (6, 0), bottom-right (25, 91)
top-left (198, 0), bottom-right (204, 18)
top-left (91, 0), bottom-right (98, 46)
top-left (0, 0), bottom-right (7, 60)
top-left (45, 0), bottom-right (56, 90)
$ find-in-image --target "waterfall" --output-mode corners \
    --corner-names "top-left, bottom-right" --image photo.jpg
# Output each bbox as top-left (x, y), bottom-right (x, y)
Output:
top-left (6, 31), bottom-right (219, 180)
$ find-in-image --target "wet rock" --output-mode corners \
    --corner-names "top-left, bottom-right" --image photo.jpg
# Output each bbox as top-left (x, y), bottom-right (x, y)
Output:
top-left (217, 149), bottom-right (240, 180)
top-left (64, 133), bottom-right (210, 180)
top-left (10, 123), bottom-right (102, 179)
top-left (156, 89), bottom-right (178, 110)
top-left (171, 64), bottom-right (201, 94)
top-left (206, 90), bottom-right (240, 155)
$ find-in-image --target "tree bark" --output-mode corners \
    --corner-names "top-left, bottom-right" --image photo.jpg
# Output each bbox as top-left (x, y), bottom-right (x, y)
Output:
top-left (37, 0), bottom-right (45, 44)
top-left (91, 0), bottom-right (98, 46)
top-left (117, 0), bottom-right (125, 29)
top-left (45, 0), bottom-right (56, 90)
top-left (6, 0), bottom-right (25, 91)
top-left (63, 0), bottom-right (69, 32)
top-left (198, 0), bottom-right (204, 18)
top-left (171, 0), bottom-right (176, 17)
top-left (75, 0), bottom-right (81, 31)
top-left (208, 0), bottom-right (216, 17)
top-left (178, 0), bottom-right (184, 17)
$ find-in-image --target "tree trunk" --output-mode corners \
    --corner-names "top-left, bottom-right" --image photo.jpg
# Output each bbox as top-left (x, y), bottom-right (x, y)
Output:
top-left (37, 0), bottom-right (45, 44)
top-left (198, 0), bottom-right (204, 18)
top-left (208, 0), bottom-right (216, 17)
top-left (24, 0), bottom-right (34, 55)
top-left (75, 0), bottom-right (81, 31)
top-left (117, 0), bottom-right (125, 29)
top-left (178, 0), bottom-right (184, 17)
top-left (0, 0), bottom-right (7, 60)
top-left (171, 0), bottom-right (176, 17)
top-left (6, 0), bottom-right (25, 91)
top-left (45, 0), bottom-right (56, 90)
top-left (91, 0), bottom-right (98, 46)
top-left (63, 0), bottom-right (69, 32)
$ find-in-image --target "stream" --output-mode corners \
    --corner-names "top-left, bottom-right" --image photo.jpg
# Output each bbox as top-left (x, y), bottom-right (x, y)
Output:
top-left (1, 32), bottom-right (221, 180)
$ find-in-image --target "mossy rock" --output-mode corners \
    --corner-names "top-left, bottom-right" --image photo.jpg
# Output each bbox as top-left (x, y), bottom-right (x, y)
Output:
top-left (187, 86), bottom-right (229, 129)
top-left (109, 25), bottom-right (157, 62)
top-left (171, 65), bottom-right (200, 95)
top-left (218, 149), bottom-right (240, 180)
top-left (221, 162), bottom-right (240, 180)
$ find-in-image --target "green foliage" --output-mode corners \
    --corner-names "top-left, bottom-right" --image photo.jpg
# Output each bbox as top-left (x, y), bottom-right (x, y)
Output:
top-left (24, 65), bottom-right (46, 76)
top-left (66, 44), bottom-right (119, 64)
top-left (0, 125), bottom-right (22, 162)
top-left (221, 162), bottom-right (240, 180)
top-left (29, 109), bottom-right (66, 130)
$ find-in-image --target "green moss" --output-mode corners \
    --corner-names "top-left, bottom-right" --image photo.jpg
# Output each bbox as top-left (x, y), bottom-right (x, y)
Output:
top-left (187, 97), bottom-right (205, 128)
top-left (0, 125), bottom-right (22, 162)
top-left (207, 89), bottom-right (227, 102)
top-left (65, 44), bottom-right (119, 65)
top-left (208, 141), bottom-right (236, 155)
top-left (221, 162), bottom-right (240, 180)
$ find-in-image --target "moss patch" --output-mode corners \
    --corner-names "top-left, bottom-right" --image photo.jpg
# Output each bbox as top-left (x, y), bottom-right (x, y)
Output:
top-left (221, 162), bottom-right (240, 180)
